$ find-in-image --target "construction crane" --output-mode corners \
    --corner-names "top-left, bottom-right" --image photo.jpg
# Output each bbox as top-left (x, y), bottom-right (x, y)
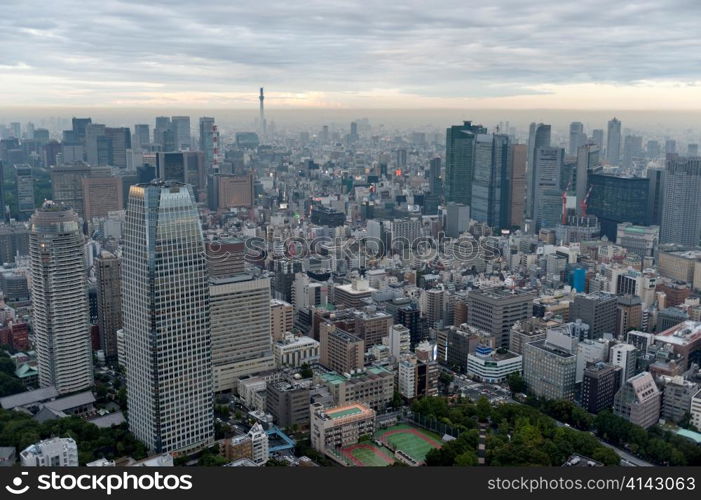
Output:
top-left (580, 186), bottom-right (593, 217)
top-left (561, 179), bottom-right (572, 225)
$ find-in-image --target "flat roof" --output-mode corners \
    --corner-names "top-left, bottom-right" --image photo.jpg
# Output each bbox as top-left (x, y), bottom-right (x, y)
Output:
top-left (88, 411), bottom-right (125, 428)
top-left (44, 391), bottom-right (95, 412)
top-left (0, 386), bottom-right (58, 409)
top-left (327, 406), bottom-right (363, 419)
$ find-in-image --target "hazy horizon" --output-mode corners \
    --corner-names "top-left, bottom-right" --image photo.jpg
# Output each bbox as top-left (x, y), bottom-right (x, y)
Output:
top-left (3, 108), bottom-right (701, 139)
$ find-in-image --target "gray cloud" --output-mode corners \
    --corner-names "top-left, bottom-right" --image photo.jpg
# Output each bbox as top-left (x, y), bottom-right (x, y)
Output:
top-left (2, 0), bottom-right (701, 104)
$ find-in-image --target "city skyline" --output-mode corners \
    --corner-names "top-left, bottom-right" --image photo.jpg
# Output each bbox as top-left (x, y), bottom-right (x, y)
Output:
top-left (2, 1), bottom-right (701, 109)
top-left (3, 0), bottom-right (701, 477)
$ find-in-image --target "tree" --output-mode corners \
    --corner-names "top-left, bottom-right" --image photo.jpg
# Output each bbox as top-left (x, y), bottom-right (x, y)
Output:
top-left (391, 391), bottom-right (403, 409)
top-left (506, 372), bottom-right (527, 394)
top-left (475, 397), bottom-right (491, 422)
top-left (454, 450), bottom-right (479, 466)
top-left (0, 373), bottom-right (24, 397)
top-left (0, 357), bottom-right (16, 376)
top-left (299, 363), bottom-right (313, 379)
top-left (591, 447), bottom-right (621, 466)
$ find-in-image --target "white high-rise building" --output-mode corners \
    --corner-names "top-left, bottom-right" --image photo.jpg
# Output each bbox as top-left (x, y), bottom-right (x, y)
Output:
top-left (122, 181), bottom-right (213, 453)
top-left (388, 324), bottom-right (411, 361)
top-left (30, 202), bottom-right (93, 394)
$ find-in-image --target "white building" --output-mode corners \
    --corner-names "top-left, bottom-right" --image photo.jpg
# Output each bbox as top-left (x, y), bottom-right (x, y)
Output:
top-left (248, 423), bottom-right (269, 465)
top-left (388, 324), bottom-right (411, 361)
top-left (398, 357), bottom-right (421, 399)
top-left (20, 437), bottom-right (78, 467)
top-left (610, 343), bottom-right (637, 384)
top-left (576, 339), bottom-right (610, 383)
top-left (274, 334), bottom-right (320, 368)
top-left (467, 347), bottom-right (522, 383)
top-left (691, 389), bottom-right (701, 430)
top-left (29, 203), bottom-right (93, 395)
top-left (237, 376), bottom-right (268, 411)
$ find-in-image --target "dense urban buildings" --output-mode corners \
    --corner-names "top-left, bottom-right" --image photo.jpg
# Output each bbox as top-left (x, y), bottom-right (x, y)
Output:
top-left (2, 95), bottom-right (701, 470)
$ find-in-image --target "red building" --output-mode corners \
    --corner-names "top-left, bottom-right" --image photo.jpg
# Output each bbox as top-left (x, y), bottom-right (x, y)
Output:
top-left (10, 323), bottom-right (30, 351)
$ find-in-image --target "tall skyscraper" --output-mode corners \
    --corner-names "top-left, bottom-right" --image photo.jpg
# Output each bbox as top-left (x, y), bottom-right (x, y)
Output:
top-left (30, 202), bottom-right (93, 394)
top-left (85, 123), bottom-right (108, 166)
top-left (606, 117), bottom-right (622, 165)
top-left (14, 165), bottom-right (34, 218)
top-left (526, 123), bottom-right (551, 223)
top-left (423, 157), bottom-right (442, 215)
top-left (95, 251), bottom-right (122, 364)
top-left (349, 121), bottom-right (358, 143)
top-left (622, 134), bottom-right (643, 170)
top-left (170, 116), bottom-right (191, 150)
top-left (568, 122), bottom-right (585, 156)
top-left (198, 117), bottom-right (216, 171)
top-left (660, 156), bottom-right (701, 247)
top-left (122, 181), bottom-right (213, 453)
top-left (509, 143), bottom-right (527, 229)
top-left (156, 151), bottom-right (206, 196)
top-left (575, 144), bottom-right (599, 215)
top-left (0, 161), bottom-right (6, 221)
top-left (471, 133), bottom-right (511, 231)
top-left (532, 146), bottom-right (563, 230)
top-left (133, 124), bottom-right (150, 149)
top-left (591, 129), bottom-right (604, 151)
top-left (71, 117), bottom-right (92, 145)
top-left (105, 127), bottom-right (131, 168)
top-left (445, 121), bottom-right (487, 207)
top-left (153, 116), bottom-right (172, 149)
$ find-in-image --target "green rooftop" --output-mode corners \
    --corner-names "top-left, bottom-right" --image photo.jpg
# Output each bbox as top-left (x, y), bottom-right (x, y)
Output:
top-left (327, 406), bottom-right (363, 419)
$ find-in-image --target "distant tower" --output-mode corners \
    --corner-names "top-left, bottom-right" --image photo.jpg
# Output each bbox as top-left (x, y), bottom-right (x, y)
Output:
top-left (259, 87), bottom-right (266, 138)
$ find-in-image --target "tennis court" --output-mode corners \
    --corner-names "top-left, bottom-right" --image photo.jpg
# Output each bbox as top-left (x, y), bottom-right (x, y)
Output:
top-left (340, 443), bottom-right (395, 466)
top-left (375, 424), bottom-right (442, 463)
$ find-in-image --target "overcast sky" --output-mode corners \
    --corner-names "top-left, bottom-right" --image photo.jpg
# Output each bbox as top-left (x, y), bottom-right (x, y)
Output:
top-left (2, 0), bottom-right (701, 109)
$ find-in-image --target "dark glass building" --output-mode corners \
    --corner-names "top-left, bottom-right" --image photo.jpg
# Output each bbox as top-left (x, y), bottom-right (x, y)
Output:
top-left (445, 121), bottom-right (487, 207)
top-left (586, 173), bottom-right (650, 240)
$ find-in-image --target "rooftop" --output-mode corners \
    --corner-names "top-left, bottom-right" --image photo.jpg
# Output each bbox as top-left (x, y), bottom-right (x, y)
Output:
top-left (0, 386), bottom-right (59, 410)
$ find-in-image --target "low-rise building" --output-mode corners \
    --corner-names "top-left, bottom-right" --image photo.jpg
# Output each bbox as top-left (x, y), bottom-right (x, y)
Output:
top-left (266, 380), bottom-right (311, 428)
top-left (466, 346), bottom-right (522, 383)
top-left (310, 402), bottom-right (376, 455)
top-left (613, 372), bottom-right (661, 429)
top-left (20, 437), bottom-right (78, 466)
top-left (660, 376), bottom-right (698, 424)
top-left (398, 356), bottom-right (439, 400)
top-left (317, 366), bottom-right (394, 411)
top-left (273, 334), bottom-right (320, 368)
